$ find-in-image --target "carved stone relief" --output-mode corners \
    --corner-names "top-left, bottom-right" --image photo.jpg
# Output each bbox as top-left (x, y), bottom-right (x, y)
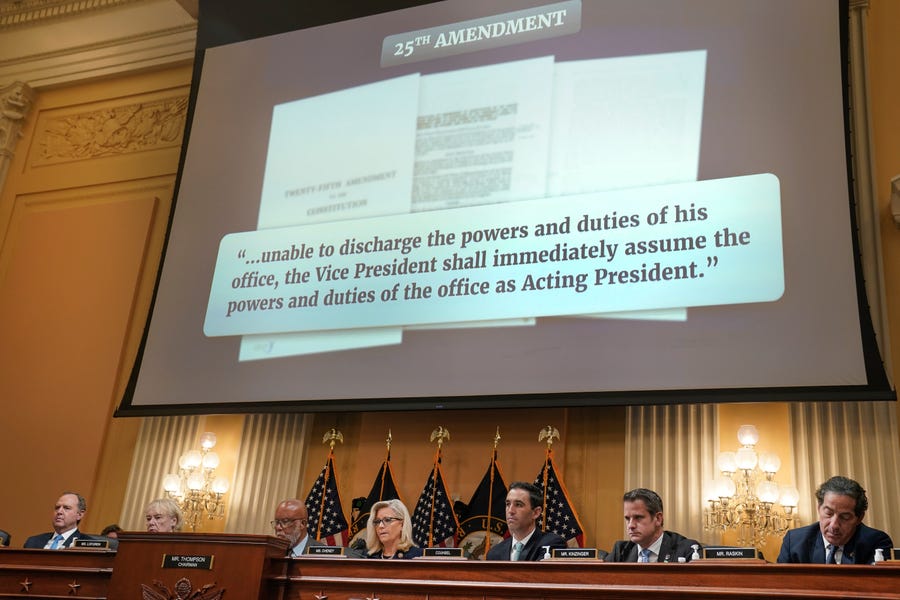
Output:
top-left (35, 94), bottom-right (188, 165)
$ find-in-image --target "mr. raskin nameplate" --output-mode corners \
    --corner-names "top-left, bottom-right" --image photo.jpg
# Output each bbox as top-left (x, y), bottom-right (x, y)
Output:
top-left (704, 547), bottom-right (758, 559)
top-left (307, 546), bottom-right (345, 556)
top-left (73, 538), bottom-right (109, 549)
top-left (552, 548), bottom-right (599, 559)
top-left (162, 555), bottom-right (214, 569)
top-left (424, 547), bottom-right (464, 558)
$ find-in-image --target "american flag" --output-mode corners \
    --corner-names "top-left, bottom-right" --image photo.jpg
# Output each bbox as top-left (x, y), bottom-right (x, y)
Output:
top-left (411, 457), bottom-right (460, 548)
top-left (534, 450), bottom-right (585, 547)
top-left (305, 451), bottom-right (349, 546)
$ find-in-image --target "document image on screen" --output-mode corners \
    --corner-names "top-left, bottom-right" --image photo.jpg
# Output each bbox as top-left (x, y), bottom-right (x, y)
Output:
top-left (241, 50), bottom-right (706, 360)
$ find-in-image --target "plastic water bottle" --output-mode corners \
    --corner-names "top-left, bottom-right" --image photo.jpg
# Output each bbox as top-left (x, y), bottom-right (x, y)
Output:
top-left (874, 548), bottom-right (885, 563)
top-left (691, 544), bottom-right (701, 560)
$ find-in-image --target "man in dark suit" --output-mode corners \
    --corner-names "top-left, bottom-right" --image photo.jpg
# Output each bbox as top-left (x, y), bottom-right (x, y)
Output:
top-left (272, 498), bottom-right (326, 557)
top-left (23, 492), bottom-right (89, 549)
top-left (777, 475), bottom-right (892, 565)
top-left (486, 481), bottom-right (566, 561)
top-left (606, 488), bottom-right (700, 563)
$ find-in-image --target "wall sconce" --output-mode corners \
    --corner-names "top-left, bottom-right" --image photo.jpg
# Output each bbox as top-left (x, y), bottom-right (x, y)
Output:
top-left (704, 425), bottom-right (799, 549)
top-left (162, 432), bottom-right (229, 531)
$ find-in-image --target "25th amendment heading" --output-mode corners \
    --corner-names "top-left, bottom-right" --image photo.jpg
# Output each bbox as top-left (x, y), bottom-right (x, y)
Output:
top-left (381, 0), bottom-right (581, 67)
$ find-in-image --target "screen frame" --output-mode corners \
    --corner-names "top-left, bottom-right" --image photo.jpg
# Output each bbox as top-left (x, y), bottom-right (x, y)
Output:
top-left (115, 0), bottom-right (893, 417)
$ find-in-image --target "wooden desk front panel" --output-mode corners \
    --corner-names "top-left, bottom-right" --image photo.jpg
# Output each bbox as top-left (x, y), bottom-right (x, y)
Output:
top-left (0, 548), bottom-right (115, 599)
top-left (278, 558), bottom-right (900, 600)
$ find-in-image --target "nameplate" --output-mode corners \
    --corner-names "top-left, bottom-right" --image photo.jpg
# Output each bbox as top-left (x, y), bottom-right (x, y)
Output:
top-left (73, 538), bottom-right (108, 549)
top-left (552, 548), bottom-right (599, 559)
top-left (704, 546), bottom-right (758, 559)
top-left (307, 545), bottom-right (345, 556)
top-left (424, 547), bottom-right (463, 558)
top-left (893, 548), bottom-right (900, 561)
top-left (162, 554), bottom-right (214, 569)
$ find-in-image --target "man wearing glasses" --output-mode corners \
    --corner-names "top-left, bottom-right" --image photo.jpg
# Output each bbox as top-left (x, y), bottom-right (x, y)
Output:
top-left (271, 498), bottom-right (325, 557)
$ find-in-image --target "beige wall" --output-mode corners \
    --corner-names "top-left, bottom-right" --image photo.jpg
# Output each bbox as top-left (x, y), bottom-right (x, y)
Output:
top-left (870, 0), bottom-right (900, 430)
top-left (0, 1), bottom-right (898, 553)
top-left (0, 64), bottom-right (190, 542)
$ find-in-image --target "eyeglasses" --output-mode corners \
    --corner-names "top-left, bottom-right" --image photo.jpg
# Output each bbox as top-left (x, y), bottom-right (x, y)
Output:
top-left (372, 517), bottom-right (402, 526)
top-left (146, 514), bottom-right (172, 522)
top-left (270, 518), bottom-right (306, 529)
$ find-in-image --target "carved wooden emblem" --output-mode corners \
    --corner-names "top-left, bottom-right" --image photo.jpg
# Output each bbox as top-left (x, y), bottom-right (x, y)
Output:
top-left (140, 577), bottom-right (225, 600)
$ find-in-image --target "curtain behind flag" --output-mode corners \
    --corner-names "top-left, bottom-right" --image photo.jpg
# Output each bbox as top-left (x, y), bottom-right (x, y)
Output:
top-left (459, 450), bottom-right (508, 560)
top-left (349, 453), bottom-right (403, 547)
top-left (411, 457), bottom-right (461, 548)
top-left (534, 451), bottom-right (585, 547)
top-left (305, 451), bottom-right (349, 546)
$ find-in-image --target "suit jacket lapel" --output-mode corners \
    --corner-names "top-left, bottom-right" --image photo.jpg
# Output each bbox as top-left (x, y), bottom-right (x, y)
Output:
top-left (62, 529), bottom-right (79, 548)
top-left (624, 542), bottom-right (638, 562)
top-left (523, 531), bottom-right (543, 560)
top-left (658, 532), bottom-right (674, 563)
top-left (810, 532), bottom-right (825, 564)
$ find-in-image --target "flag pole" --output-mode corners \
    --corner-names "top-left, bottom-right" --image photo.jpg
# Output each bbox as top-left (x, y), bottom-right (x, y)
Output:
top-left (379, 430), bottom-right (392, 500)
top-left (317, 428), bottom-right (343, 541)
top-left (537, 425), bottom-right (559, 531)
top-left (428, 426), bottom-right (450, 547)
top-left (485, 426), bottom-right (501, 554)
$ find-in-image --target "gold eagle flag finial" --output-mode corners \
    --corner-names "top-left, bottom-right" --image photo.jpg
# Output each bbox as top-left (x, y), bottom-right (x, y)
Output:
top-left (322, 428), bottom-right (344, 450)
top-left (493, 426), bottom-right (501, 450)
top-left (538, 425), bottom-right (560, 450)
top-left (386, 429), bottom-right (393, 452)
top-left (430, 426), bottom-right (450, 450)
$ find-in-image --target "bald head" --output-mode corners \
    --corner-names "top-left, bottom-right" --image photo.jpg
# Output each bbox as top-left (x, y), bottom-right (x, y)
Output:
top-left (273, 499), bottom-right (309, 546)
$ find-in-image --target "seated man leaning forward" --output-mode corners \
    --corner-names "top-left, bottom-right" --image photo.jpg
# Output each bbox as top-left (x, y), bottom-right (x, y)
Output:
top-left (272, 498), bottom-right (325, 557)
top-left (24, 492), bottom-right (89, 549)
top-left (486, 481), bottom-right (566, 561)
top-left (777, 475), bottom-right (893, 564)
top-left (606, 488), bottom-right (700, 563)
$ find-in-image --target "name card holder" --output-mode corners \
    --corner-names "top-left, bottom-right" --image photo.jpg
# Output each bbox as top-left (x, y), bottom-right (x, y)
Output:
top-left (162, 554), bottom-right (214, 569)
top-left (73, 538), bottom-right (109, 550)
top-left (423, 547), bottom-right (464, 558)
top-left (307, 546), bottom-right (346, 557)
top-left (551, 548), bottom-right (600, 560)
top-left (703, 547), bottom-right (760, 560)
top-left (892, 548), bottom-right (900, 561)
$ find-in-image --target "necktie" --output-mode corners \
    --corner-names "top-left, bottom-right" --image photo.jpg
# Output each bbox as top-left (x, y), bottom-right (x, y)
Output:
top-left (825, 544), bottom-right (836, 564)
top-left (49, 534), bottom-right (65, 549)
top-left (639, 548), bottom-right (652, 563)
top-left (511, 541), bottom-right (524, 561)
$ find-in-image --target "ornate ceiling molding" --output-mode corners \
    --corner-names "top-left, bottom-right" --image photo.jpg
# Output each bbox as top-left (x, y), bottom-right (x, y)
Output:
top-left (0, 0), bottom-right (196, 88)
top-left (0, 0), bottom-right (143, 30)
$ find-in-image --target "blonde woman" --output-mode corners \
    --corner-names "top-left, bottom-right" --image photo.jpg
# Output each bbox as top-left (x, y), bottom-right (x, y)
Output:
top-left (144, 498), bottom-right (183, 533)
top-left (364, 499), bottom-right (422, 559)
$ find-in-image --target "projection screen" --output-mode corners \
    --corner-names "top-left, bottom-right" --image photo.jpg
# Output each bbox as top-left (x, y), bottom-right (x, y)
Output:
top-left (119, 0), bottom-right (893, 414)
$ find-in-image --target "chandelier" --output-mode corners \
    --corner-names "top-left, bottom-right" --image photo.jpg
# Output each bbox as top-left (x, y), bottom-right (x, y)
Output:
top-left (704, 424), bottom-right (800, 549)
top-left (162, 432), bottom-right (230, 531)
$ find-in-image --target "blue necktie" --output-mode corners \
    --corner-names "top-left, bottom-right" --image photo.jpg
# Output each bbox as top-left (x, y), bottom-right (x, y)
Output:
top-left (825, 544), bottom-right (837, 564)
top-left (639, 548), bottom-right (652, 563)
top-left (511, 541), bottom-right (524, 561)
top-left (49, 534), bottom-right (64, 549)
